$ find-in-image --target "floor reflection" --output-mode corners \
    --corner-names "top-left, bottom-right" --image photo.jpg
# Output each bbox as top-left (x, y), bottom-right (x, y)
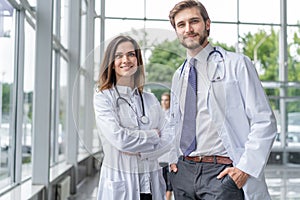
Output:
top-left (266, 165), bottom-right (300, 200)
top-left (71, 164), bottom-right (300, 200)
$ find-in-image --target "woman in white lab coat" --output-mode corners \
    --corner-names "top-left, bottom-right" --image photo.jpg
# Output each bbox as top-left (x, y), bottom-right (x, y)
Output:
top-left (94, 35), bottom-right (173, 200)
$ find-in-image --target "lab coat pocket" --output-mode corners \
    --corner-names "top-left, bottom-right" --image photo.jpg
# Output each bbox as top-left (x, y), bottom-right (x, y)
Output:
top-left (103, 180), bottom-right (127, 199)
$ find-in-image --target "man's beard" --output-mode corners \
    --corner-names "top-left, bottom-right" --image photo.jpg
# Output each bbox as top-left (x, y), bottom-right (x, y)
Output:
top-left (180, 31), bottom-right (208, 50)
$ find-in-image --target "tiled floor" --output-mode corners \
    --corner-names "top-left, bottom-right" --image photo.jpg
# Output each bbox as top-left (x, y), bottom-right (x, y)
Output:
top-left (71, 164), bottom-right (300, 200)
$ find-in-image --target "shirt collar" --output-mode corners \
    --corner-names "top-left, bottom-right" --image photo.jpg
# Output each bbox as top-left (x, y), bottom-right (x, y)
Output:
top-left (115, 85), bottom-right (139, 96)
top-left (187, 43), bottom-right (214, 64)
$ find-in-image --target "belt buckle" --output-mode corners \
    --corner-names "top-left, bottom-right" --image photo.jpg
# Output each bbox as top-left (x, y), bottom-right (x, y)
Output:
top-left (197, 156), bottom-right (203, 162)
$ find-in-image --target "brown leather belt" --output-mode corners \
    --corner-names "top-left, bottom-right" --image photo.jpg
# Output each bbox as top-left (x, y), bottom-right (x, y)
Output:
top-left (183, 155), bottom-right (233, 165)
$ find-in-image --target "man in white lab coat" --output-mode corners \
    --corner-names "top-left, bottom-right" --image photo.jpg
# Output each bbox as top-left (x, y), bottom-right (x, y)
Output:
top-left (168, 1), bottom-right (277, 199)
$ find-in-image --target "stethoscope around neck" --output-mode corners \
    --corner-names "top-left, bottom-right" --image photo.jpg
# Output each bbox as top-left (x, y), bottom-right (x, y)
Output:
top-left (114, 85), bottom-right (150, 125)
top-left (180, 47), bottom-right (225, 82)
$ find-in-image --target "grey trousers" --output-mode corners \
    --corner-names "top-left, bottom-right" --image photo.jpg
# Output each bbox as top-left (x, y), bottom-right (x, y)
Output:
top-left (169, 157), bottom-right (244, 200)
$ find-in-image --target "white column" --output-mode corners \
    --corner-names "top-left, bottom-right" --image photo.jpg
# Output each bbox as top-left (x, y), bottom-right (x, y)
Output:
top-left (66, 0), bottom-right (81, 194)
top-left (32, 0), bottom-right (53, 185)
top-left (84, 0), bottom-right (96, 175)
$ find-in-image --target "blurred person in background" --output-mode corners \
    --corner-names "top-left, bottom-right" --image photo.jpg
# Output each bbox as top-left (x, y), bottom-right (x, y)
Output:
top-left (159, 92), bottom-right (173, 200)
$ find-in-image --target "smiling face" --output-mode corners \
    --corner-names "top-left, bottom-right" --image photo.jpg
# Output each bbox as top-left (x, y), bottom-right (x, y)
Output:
top-left (174, 7), bottom-right (210, 56)
top-left (114, 41), bottom-right (138, 84)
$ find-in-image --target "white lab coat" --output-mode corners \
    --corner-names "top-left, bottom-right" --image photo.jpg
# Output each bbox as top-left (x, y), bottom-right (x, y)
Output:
top-left (158, 109), bottom-right (171, 164)
top-left (94, 86), bottom-right (173, 200)
top-left (169, 44), bottom-right (277, 200)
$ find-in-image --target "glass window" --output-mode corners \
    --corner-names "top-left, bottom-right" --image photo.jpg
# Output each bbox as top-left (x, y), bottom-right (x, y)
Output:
top-left (145, 0), bottom-right (181, 20)
top-left (146, 0), bottom-right (237, 22)
top-left (105, 19), bottom-right (145, 41)
top-left (94, 17), bottom-right (101, 82)
top-left (201, 0), bottom-right (237, 22)
top-left (0, 0), bottom-right (15, 189)
top-left (239, 0), bottom-right (280, 24)
top-left (239, 24), bottom-right (279, 37)
top-left (78, 0), bottom-right (87, 155)
top-left (80, 0), bottom-right (87, 67)
top-left (105, 0), bottom-right (144, 18)
top-left (133, 21), bottom-right (177, 48)
top-left (60, 0), bottom-right (69, 48)
top-left (287, 0), bottom-right (300, 25)
top-left (95, 0), bottom-right (100, 16)
top-left (145, 20), bottom-right (176, 31)
top-left (287, 27), bottom-right (300, 82)
top-left (21, 20), bottom-right (35, 179)
top-left (51, 54), bottom-right (67, 164)
top-left (286, 102), bottom-right (300, 150)
top-left (27, 0), bottom-right (36, 7)
top-left (58, 57), bottom-right (67, 161)
top-left (210, 23), bottom-right (238, 47)
top-left (53, 0), bottom-right (58, 35)
top-left (78, 74), bottom-right (86, 154)
top-left (51, 50), bottom-right (58, 165)
top-left (144, 20), bottom-right (176, 40)
top-left (239, 24), bottom-right (280, 56)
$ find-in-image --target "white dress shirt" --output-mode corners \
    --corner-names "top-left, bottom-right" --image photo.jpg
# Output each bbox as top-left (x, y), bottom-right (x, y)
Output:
top-left (180, 45), bottom-right (227, 157)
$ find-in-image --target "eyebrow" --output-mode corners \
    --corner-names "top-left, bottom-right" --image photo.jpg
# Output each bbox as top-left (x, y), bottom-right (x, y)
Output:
top-left (189, 17), bottom-right (201, 21)
top-left (115, 50), bottom-right (135, 54)
top-left (176, 17), bottom-right (202, 26)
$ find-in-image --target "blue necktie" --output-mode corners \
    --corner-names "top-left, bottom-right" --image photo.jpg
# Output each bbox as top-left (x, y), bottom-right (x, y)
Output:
top-left (180, 58), bottom-right (197, 156)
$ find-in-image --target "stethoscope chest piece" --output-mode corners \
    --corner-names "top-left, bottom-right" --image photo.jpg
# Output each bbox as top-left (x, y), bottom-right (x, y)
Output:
top-left (140, 115), bottom-right (150, 124)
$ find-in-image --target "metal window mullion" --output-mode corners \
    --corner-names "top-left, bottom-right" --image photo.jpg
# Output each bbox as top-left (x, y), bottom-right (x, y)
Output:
top-left (14, 8), bottom-right (26, 184)
top-left (51, 50), bottom-right (60, 165)
top-left (52, 35), bottom-right (69, 61)
top-left (32, 0), bottom-right (53, 185)
top-left (24, 12), bottom-right (35, 30)
top-left (279, 0), bottom-right (288, 164)
top-left (6, 0), bottom-right (21, 9)
top-left (50, 0), bottom-right (62, 165)
top-left (99, 0), bottom-right (105, 61)
top-left (10, 8), bottom-right (25, 185)
top-left (67, 0), bottom-right (81, 194)
top-left (84, 0), bottom-right (94, 153)
top-left (67, 0), bottom-right (80, 165)
top-left (19, 0), bottom-right (36, 19)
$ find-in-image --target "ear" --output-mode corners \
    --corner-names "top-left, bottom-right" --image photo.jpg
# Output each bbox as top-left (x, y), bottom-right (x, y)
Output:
top-left (206, 19), bottom-right (211, 30)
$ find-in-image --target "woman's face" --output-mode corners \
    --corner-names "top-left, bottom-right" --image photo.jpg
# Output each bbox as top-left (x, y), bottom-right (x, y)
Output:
top-left (114, 41), bottom-right (138, 81)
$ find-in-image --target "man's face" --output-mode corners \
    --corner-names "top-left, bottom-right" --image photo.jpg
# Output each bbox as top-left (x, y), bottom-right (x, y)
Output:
top-left (174, 7), bottom-right (210, 51)
top-left (161, 95), bottom-right (170, 110)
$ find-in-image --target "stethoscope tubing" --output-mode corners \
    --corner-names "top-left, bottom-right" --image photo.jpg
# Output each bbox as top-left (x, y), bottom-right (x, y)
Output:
top-left (180, 47), bottom-right (224, 79)
top-left (114, 85), bottom-right (149, 125)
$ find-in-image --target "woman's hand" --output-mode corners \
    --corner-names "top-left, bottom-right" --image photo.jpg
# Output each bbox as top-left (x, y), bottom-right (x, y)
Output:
top-left (154, 129), bottom-right (161, 137)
